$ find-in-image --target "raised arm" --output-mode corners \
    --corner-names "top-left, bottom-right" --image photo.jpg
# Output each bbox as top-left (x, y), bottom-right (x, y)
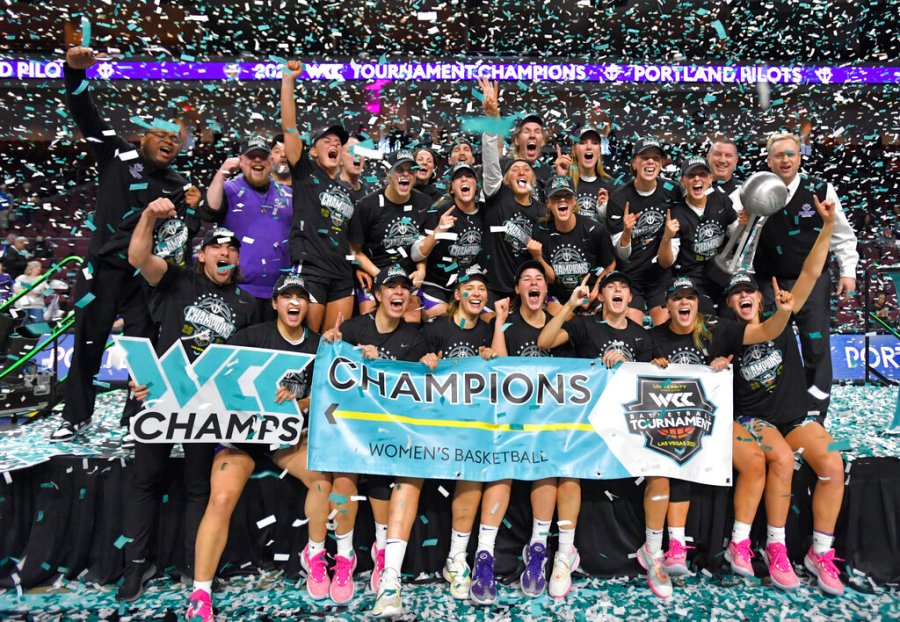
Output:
top-left (205, 157), bottom-right (240, 214)
top-left (537, 274), bottom-right (588, 349)
top-left (128, 200), bottom-right (176, 286)
top-left (63, 47), bottom-right (112, 142)
top-left (490, 297), bottom-right (510, 356)
top-left (743, 278), bottom-right (793, 344)
top-left (280, 61), bottom-right (304, 167)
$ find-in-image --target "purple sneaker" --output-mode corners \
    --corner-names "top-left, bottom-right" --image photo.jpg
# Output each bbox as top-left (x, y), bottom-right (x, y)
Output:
top-left (520, 542), bottom-right (548, 597)
top-left (469, 550), bottom-right (497, 605)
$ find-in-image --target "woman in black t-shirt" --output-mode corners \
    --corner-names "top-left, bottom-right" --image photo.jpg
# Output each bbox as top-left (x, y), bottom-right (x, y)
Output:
top-left (723, 197), bottom-right (845, 597)
top-left (637, 274), bottom-right (795, 600)
top-left (413, 147), bottom-right (442, 203)
top-left (535, 269), bottom-right (651, 600)
top-left (183, 275), bottom-right (328, 619)
top-left (281, 60), bottom-right (356, 333)
top-left (555, 126), bottom-right (614, 223)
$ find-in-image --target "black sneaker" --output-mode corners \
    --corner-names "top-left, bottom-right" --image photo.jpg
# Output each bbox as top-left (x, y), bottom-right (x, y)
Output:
top-left (116, 560), bottom-right (157, 602)
top-left (49, 418), bottom-right (92, 442)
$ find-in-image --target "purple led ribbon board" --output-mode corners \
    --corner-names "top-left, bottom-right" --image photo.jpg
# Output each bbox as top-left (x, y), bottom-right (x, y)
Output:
top-left (1, 59), bottom-right (898, 84)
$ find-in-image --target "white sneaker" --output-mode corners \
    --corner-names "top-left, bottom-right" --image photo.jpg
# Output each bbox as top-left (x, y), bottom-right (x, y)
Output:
top-left (442, 553), bottom-right (471, 600)
top-left (372, 569), bottom-right (403, 618)
top-left (548, 548), bottom-right (580, 599)
top-left (49, 418), bottom-right (91, 442)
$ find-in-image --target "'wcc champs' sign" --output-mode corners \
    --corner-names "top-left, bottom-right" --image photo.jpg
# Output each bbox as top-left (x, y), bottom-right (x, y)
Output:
top-left (116, 337), bottom-right (314, 445)
top-left (309, 342), bottom-right (734, 486)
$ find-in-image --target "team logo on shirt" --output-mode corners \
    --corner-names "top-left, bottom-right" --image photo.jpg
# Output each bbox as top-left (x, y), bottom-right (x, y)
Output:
top-left (517, 341), bottom-right (550, 358)
top-left (624, 377), bottom-right (716, 464)
top-left (602, 340), bottom-right (635, 362)
top-left (798, 202), bottom-right (816, 218)
top-left (632, 208), bottom-right (665, 245)
top-left (153, 217), bottom-right (189, 266)
top-left (550, 244), bottom-right (590, 289)
top-left (501, 213), bottom-right (533, 253)
top-left (739, 342), bottom-right (783, 389)
top-left (280, 370), bottom-right (310, 398)
top-left (384, 216), bottom-right (420, 250)
top-left (444, 341), bottom-right (479, 359)
top-left (578, 193), bottom-right (600, 221)
top-left (183, 294), bottom-right (237, 349)
top-left (320, 185), bottom-right (354, 228)
top-left (129, 163), bottom-right (144, 180)
top-left (668, 347), bottom-right (706, 365)
top-left (692, 221), bottom-right (726, 259)
top-left (448, 227), bottom-right (482, 265)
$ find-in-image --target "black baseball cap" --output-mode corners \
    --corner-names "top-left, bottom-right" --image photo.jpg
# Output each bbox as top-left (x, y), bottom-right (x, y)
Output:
top-left (680, 156), bottom-right (711, 177)
top-left (599, 270), bottom-right (632, 289)
top-left (388, 151), bottom-right (416, 174)
top-left (502, 157), bottom-right (532, 176)
top-left (515, 259), bottom-right (546, 282)
top-left (458, 264), bottom-right (488, 286)
top-left (545, 175), bottom-right (575, 199)
top-left (311, 124), bottom-right (349, 145)
top-left (632, 137), bottom-right (665, 158)
top-left (724, 272), bottom-right (759, 296)
top-left (666, 276), bottom-right (699, 299)
top-left (578, 126), bottom-right (602, 142)
top-left (240, 135), bottom-right (271, 157)
top-left (273, 273), bottom-right (309, 298)
top-left (374, 264), bottom-right (413, 289)
top-left (449, 161), bottom-right (478, 181)
top-left (515, 113), bottom-right (544, 131)
top-left (200, 227), bottom-right (241, 249)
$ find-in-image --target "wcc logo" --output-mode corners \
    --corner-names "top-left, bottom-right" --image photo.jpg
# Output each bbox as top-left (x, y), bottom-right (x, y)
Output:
top-left (624, 377), bottom-right (715, 464)
top-left (115, 337), bottom-right (313, 444)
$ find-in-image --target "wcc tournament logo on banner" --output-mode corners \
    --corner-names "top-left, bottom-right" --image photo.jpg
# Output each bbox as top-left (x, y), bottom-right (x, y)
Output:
top-left (624, 377), bottom-right (715, 464)
top-left (115, 337), bottom-right (314, 445)
top-left (308, 342), bottom-right (734, 485)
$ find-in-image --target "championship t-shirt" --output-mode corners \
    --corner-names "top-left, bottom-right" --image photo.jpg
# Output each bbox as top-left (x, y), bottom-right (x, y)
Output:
top-left (228, 322), bottom-right (320, 399)
top-left (482, 186), bottom-right (544, 295)
top-left (534, 214), bottom-right (616, 301)
top-left (339, 313), bottom-right (429, 362)
top-left (151, 265), bottom-right (258, 361)
top-left (574, 175), bottom-right (613, 222)
top-left (564, 316), bottom-right (652, 362)
top-left (349, 189), bottom-right (432, 272)
top-left (670, 191), bottom-right (736, 279)
top-left (733, 325), bottom-right (807, 424)
top-left (420, 203), bottom-right (486, 291)
top-left (606, 180), bottom-right (677, 284)
top-left (650, 316), bottom-right (744, 365)
top-left (423, 315), bottom-right (494, 358)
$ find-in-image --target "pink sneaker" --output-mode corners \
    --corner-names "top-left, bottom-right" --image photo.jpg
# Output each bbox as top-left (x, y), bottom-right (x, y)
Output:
top-left (301, 545), bottom-right (331, 600)
top-left (724, 538), bottom-right (755, 578)
top-left (330, 553), bottom-right (358, 604)
top-left (370, 544), bottom-right (385, 593)
top-left (763, 542), bottom-right (800, 591)
top-left (804, 547), bottom-right (845, 596)
top-left (663, 539), bottom-right (693, 576)
top-left (185, 589), bottom-right (213, 622)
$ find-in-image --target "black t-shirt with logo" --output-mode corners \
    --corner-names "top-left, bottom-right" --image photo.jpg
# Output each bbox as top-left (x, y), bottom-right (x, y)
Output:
top-left (574, 176), bottom-right (613, 223)
top-left (483, 186), bottom-right (545, 295)
top-left (228, 322), bottom-right (320, 399)
top-left (339, 312), bottom-right (429, 362)
top-left (534, 214), bottom-right (616, 301)
top-left (502, 308), bottom-right (553, 357)
top-left (151, 265), bottom-right (259, 361)
top-left (288, 152), bottom-right (356, 279)
top-left (350, 189), bottom-right (432, 273)
top-left (734, 326), bottom-right (806, 424)
top-left (606, 180), bottom-right (677, 284)
top-left (423, 315), bottom-right (494, 358)
top-left (670, 191), bottom-right (736, 278)
top-left (420, 203), bottom-right (486, 291)
top-left (650, 316), bottom-right (744, 365)
top-left (564, 316), bottom-right (652, 362)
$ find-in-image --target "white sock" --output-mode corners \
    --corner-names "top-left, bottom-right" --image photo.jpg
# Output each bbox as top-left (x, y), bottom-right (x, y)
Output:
top-left (476, 524), bottom-right (499, 556)
top-left (335, 529), bottom-right (354, 558)
top-left (558, 527), bottom-right (576, 556)
top-left (193, 579), bottom-right (212, 596)
top-left (531, 518), bottom-right (552, 546)
top-left (812, 530), bottom-right (834, 555)
top-left (307, 538), bottom-right (325, 557)
top-left (766, 525), bottom-right (786, 546)
top-left (374, 522), bottom-right (388, 551)
top-left (645, 528), bottom-right (664, 554)
top-left (384, 539), bottom-right (407, 575)
top-left (732, 521), bottom-right (752, 543)
top-left (448, 529), bottom-right (470, 559)
top-left (668, 526), bottom-right (685, 546)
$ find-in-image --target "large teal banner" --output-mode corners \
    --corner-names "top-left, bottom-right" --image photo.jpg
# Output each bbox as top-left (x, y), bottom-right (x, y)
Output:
top-left (308, 341), bottom-right (734, 485)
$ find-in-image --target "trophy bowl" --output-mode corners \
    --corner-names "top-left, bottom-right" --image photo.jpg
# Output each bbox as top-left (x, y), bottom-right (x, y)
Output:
top-left (739, 171), bottom-right (788, 216)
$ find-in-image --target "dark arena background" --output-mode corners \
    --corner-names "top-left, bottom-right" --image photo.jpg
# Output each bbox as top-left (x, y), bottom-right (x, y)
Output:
top-left (1, 1), bottom-right (899, 620)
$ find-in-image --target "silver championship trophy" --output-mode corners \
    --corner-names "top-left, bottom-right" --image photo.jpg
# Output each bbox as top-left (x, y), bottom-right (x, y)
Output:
top-left (714, 171), bottom-right (787, 276)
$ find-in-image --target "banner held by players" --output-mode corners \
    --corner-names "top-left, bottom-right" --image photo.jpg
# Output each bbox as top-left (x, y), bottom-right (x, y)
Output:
top-left (308, 341), bottom-right (734, 485)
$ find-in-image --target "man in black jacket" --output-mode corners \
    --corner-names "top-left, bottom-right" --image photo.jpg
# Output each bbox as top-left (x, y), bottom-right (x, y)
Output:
top-left (51, 46), bottom-right (203, 442)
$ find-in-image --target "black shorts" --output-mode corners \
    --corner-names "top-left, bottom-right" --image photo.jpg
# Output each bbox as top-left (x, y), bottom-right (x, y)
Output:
top-left (628, 279), bottom-right (667, 312)
top-left (301, 270), bottom-right (355, 304)
top-left (737, 413), bottom-right (824, 440)
top-left (216, 442), bottom-right (275, 466)
top-left (420, 284), bottom-right (452, 308)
